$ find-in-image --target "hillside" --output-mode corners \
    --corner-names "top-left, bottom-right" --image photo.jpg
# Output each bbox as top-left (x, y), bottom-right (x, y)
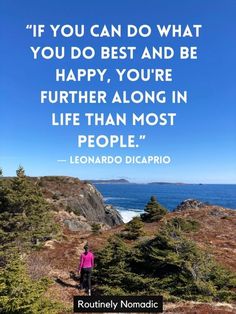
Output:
top-left (1, 174), bottom-right (235, 313)
top-left (1, 175), bottom-right (123, 228)
top-left (26, 199), bottom-right (236, 313)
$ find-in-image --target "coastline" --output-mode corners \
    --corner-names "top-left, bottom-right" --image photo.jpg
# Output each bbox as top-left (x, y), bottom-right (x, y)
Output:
top-left (96, 183), bottom-right (236, 223)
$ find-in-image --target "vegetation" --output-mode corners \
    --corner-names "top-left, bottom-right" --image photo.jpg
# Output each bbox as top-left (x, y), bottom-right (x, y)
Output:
top-left (91, 223), bottom-right (101, 235)
top-left (168, 216), bottom-right (200, 232)
top-left (94, 218), bottom-right (236, 301)
top-left (0, 253), bottom-right (61, 314)
top-left (141, 196), bottom-right (167, 222)
top-left (0, 166), bottom-right (59, 258)
top-left (121, 217), bottom-right (145, 240)
top-left (0, 167), bottom-right (62, 313)
top-left (1, 168), bottom-right (235, 307)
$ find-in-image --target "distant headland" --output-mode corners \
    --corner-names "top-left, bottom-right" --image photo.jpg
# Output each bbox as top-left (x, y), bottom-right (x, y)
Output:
top-left (90, 179), bottom-right (189, 185)
top-left (90, 179), bottom-right (130, 184)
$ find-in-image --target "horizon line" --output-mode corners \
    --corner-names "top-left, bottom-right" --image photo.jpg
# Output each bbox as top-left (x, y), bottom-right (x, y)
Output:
top-left (1, 175), bottom-right (235, 185)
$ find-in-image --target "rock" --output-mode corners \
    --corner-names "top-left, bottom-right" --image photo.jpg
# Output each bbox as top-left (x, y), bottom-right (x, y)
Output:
top-left (209, 207), bottom-right (230, 217)
top-left (63, 219), bottom-right (91, 232)
top-left (44, 239), bottom-right (57, 249)
top-left (77, 215), bottom-right (87, 222)
top-left (104, 205), bottom-right (123, 226)
top-left (35, 176), bottom-right (123, 227)
top-left (174, 199), bottom-right (205, 212)
top-left (55, 210), bottom-right (91, 231)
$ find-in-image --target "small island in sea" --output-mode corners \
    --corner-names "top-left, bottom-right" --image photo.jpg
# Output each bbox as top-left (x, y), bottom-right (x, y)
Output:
top-left (90, 179), bottom-right (130, 184)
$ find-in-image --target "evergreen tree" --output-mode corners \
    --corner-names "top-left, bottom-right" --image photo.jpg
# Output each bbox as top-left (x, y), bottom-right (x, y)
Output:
top-left (141, 196), bottom-right (167, 222)
top-left (0, 253), bottom-right (61, 313)
top-left (91, 223), bottom-right (101, 235)
top-left (16, 165), bottom-right (25, 178)
top-left (0, 166), bottom-right (59, 254)
top-left (136, 219), bottom-right (236, 301)
top-left (93, 218), bottom-right (236, 301)
top-left (94, 235), bottom-right (129, 287)
top-left (122, 217), bottom-right (144, 240)
top-left (93, 236), bottom-right (153, 295)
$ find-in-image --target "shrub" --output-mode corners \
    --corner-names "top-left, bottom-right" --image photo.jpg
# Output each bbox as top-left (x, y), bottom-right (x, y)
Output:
top-left (91, 223), bottom-right (101, 235)
top-left (0, 254), bottom-right (61, 314)
top-left (0, 166), bottom-right (59, 255)
top-left (141, 196), bottom-right (167, 222)
top-left (122, 217), bottom-right (144, 240)
top-left (93, 219), bottom-right (236, 301)
top-left (168, 217), bottom-right (200, 232)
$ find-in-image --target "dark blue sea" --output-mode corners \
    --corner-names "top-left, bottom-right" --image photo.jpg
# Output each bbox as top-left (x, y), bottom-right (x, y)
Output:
top-left (94, 184), bottom-right (236, 222)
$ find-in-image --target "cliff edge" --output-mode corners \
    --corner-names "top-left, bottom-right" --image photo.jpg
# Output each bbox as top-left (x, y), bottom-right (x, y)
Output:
top-left (35, 176), bottom-right (123, 228)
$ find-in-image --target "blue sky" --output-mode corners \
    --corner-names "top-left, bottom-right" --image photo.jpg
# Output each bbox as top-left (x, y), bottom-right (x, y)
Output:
top-left (0, 0), bottom-right (236, 183)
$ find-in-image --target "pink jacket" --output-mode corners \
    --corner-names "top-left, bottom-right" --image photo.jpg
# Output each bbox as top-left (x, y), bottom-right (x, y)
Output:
top-left (78, 251), bottom-right (94, 271)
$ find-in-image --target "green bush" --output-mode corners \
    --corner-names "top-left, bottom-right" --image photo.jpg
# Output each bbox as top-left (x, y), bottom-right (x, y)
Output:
top-left (122, 217), bottom-right (144, 240)
top-left (166, 217), bottom-right (200, 232)
top-left (0, 254), bottom-right (61, 314)
top-left (93, 218), bottom-right (236, 301)
top-left (0, 166), bottom-right (59, 255)
top-left (91, 223), bottom-right (101, 235)
top-left (141, 196), bottom-right (167, 222)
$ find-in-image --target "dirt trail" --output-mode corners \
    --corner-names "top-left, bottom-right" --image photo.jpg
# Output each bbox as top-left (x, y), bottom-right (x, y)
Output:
top-left (28, 231), bottom-right (90, 307)
top-left (28, 223), bottom-right (123, 309)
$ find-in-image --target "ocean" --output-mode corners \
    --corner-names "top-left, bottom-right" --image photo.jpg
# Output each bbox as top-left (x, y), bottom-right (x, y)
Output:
top-left (94, 184), bottom-right (236, 222)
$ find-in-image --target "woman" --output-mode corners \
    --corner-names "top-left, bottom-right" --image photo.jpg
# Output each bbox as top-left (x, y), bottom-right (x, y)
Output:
top-left (77, 244), bottom-right (94, 296)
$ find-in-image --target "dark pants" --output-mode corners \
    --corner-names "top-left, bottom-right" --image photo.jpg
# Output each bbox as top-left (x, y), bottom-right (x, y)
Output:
top-left (80, 267), bottom-right (92, 290)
